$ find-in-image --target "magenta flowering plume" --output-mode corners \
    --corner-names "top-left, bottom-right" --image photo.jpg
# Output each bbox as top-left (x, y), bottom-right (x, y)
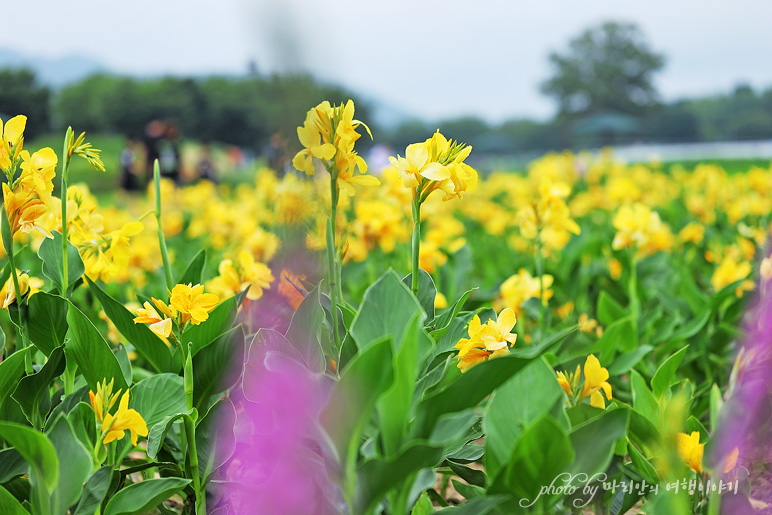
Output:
top-left (712, 276), bottom-right (772, 512)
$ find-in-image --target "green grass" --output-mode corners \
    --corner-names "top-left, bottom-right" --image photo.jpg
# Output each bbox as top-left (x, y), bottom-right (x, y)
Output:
top-left (661, 158), bottom-right (772, 174)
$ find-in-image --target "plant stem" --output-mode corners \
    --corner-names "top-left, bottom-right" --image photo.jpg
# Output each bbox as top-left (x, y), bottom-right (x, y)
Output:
top-left (535, 234), bottom-right (546, 331)
top-left (184, 415), bottom-right (205, 515)
top-left (628, 250), bottom-right (639, 347)
top-left (154, 160), bottom-right (174, 291)
top-left (60, 127), bottom-right (73, 297)
top-left (326, 168), bottom-right (343, 350)
top-left (411, 192), bottom-right (421, 296)
top-left (7, 251), bottom-right (32, 374)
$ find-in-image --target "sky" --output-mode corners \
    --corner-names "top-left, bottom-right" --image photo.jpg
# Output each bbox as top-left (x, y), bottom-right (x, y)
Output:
top-left (1, 0), bottom-right (770, 123)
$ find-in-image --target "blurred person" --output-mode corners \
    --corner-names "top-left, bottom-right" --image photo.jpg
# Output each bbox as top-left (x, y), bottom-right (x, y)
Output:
top-left (143, 119), bottom-right (165, 181)
top-left (159, 122), bottom-right (182, 184)
top-left (120, 136), bottom-right (142, 191)
top-left (197, 143), bottom-right (218, 183)
top-left (266, 132), bottom-right (289, 176)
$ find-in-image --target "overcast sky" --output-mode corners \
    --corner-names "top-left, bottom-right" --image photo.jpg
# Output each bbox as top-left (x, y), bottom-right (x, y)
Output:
top-left (2, 0), bottom-right (769, 123)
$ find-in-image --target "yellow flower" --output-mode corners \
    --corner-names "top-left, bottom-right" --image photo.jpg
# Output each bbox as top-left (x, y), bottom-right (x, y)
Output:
top-left (0, 115), bottom-right (26, 171)
top-left (580, 354), bottom-right (612, 409)
top-left (578, 314), bottom-right (598, 333)
top-left (761, 256), bottom-right (772, 282)
top-left (19, 148), bottom-right (58, 199)
top-left (102, 390), bottom-right (148, 446)
top-left (454, 308), bottom-right (517, 372)
top-left (88, 378), bottom-right (120, 424)
top-left (434, 292), bottom-right (448, 309)
top-left (169, 283), bottom-right (219, 325)
top-left (556, 364), bottom-right (581, 397)
top-left (133, 301), bottom-right (173, 339)
top-left (678, 223), bottom-right (705, 245)
top-left (279, 269), bottom-right (306, 310)
top-left (556, 301), bottom-right (575, 319)
top-left (711, 256), bottom-right (753, 297)
top-left (723, 447), bottom-right (739, 474)
top-left (612, 203), bottom-right (673, 257)
top-left (493, 268), bottom-right (554, 317)
top-left (3, 183), bottom-right (52, 238)
top-left (208, 250), bottom-right (275, 301)
top-left (608, 257), bottom-right (622, 280)
top-left (676, 431), bottom-right (704, 474)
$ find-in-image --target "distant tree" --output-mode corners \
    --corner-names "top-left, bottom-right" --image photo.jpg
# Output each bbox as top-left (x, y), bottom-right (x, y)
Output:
top-left (0, 69), bottom-right (50, 138)
top-left (647, 102), bottom-right (701, 142)
top-left (437, 116), bottom-right (490, 148)
top-left (541, 22), bottom-right (665, 118)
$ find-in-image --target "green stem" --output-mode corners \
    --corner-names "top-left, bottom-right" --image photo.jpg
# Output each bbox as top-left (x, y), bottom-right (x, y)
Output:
top-left (183, 415), bottom-right (205, 515)
top-left (411, 192), bottom-right (421, 296)
top-left (60, 127), bottom-right (73, 297)
top-left (535, 234), bottom-right (546, 331)
top-left (7, 251), bottom-right (32, 374)
top-left (628, 250), bottom-right (639, 347)
top-left (154, 160), bottom-right (174, 291)
top-left (326, 168), bottom-right (342, 351)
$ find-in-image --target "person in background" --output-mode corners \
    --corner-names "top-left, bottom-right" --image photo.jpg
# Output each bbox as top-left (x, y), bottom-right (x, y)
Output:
top-left (197, 144), bottom-right (218, 183)
top-left (120, 137), bottom-right (142, 191)
top-left (159, 122), bottom-right (182, 185)
top-left (143, 119), bottom-right (165, 182)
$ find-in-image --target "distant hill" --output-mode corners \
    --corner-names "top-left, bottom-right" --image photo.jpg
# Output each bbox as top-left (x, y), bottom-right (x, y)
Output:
top-left (0, 48), bottom-right (109, 88)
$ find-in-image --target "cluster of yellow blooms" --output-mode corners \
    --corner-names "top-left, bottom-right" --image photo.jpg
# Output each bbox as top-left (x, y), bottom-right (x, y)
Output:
top-left (133, 283), bottom-right (219, 339)
top-left (454, 308), bottom-right (517, 372)
top-left (556, 354), bottom-right (613, 409)
top-left (89, 379), bottom-right (148, 446)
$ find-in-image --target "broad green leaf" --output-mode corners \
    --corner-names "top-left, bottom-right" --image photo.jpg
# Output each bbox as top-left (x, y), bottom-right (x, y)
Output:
top-left (87, 277), bottom-right (173, 374)
top-left (597, 290), bottom-right (626, 326)
top-left (0, 448), bottom-right (26, 483)
top-left (402, 268), bottom-right (437, 322)
top-left (651, 345), bottom-right (689, 398)
top-left (0, 485), bottom-right (26, 515)
top-left (631, 371), bottom-right (659, 426)
top-left (47, 415), bottom-right (92, 512)
top-left (73, 467), bottom-right (113, 515)
top-left (354, 443), bottom-right (444, 514)
top-left (627, 438), bottom-right (659, 484)
top-left (192, 325), bottom-right (244, 411)
top-left (411, 355), bottom-right (532, 440)
top-left (0, 348), bottom-right (30, 401)
top-left (66, 301), bottom-right (129, 392)
top-left (130, 374), bottom-right (187, 429)
top-left (350, 270), bottom-right (424, 350)
top-left (145, 409), bottom-right (195, 460)
top-left (196, 398), bottom-right (236, 484)
top-left (484, 358), bottom-right (563, 479)
top-left (435, 497), bottom-right (506, 514)
top-left (376, 312), bottom-right (433, 456)
top-left (38, 231), bottom-right (85, 294)
top-left (103, 477), bottom-right (191, 515)
top-left (12, 346), bottom-right (66, 426)
top-left (27, 293), bottom-right (68, 356)
top-left (178, 249), bottom-right (206, 286)
top-left (0, 422), bottom-right (58, 514)
top-left (242, 329), bottom-right (305, 402)
top-left (608, 345), bottom-right (654, 375)
top-left (510, 326), bottom-right (576, 359)
top-left (447, 460), bottom-right (486, 487)
top-left (567, 407), bottom-right (628, 477)
top-left (320, 337), bottom-right (393, 496)
top-left (497, 416), bottom-right (573, 511)
top-left (285, 284), bottom-right (325, 373)
top-left (451, 480), bottom-right (485, 500)
top-left (185, 288), bottom-right (248, 356)
top-left (411, 490), bottom-right (436, 514)
top-left (430, 288), bottom-right (476, 341)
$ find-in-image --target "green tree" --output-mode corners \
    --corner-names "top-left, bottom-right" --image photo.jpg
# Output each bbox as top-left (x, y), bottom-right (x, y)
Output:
top-left (541, 21), bottom-right (665, 118)
top-left (0, 69), bottom-right (51, 138)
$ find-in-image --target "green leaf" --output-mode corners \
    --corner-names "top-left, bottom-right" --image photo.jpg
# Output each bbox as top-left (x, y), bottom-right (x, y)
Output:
top-left (38, 231), bottom-right (85, 294)
top-left (0, 422), bottom-right (58, 514)
top-left (376, 312), bottom-right (434, 456)
top-left (0, 348), bottom-right (30, 402)
top-left (192, 326), bottom-right (244, 411)
top-left (484, 358), bottom-right (563, 479)
top-left (351, 269), bottom-right (424, 350)
top-left (196, 398), bottom-right (236, 484)
top-left (430, 288), bottom-right (475, 340)
top-left (320, 337), bottom-right (393, 496)
top-left (451, 480), bottom-right (485, 500)
top-left (185, 289), bottom-right (248, 356)
top-left (178, 249), bottom-right (206, 286)
top-left (631, 371), bottom-right (659, 426)
top-left (435, 497), bottom-right (505, 514)
top-left (12, 346), bottom-right (66, 426)
top-left (669, 312), bottom-right (709, 342)
top-left (0, 208), bottom-right (13, 263)
top-left (710, 383), bottom-right (724, 433)
top-left (627, 438), bottom-right (659, 484)
top-left (145, 409), bottom-right (195, 460)
top-left (447, 460), bottom-right (486, 488)
top-left (66, 301), bottom-right (129, 392)
top-left (567, 407), bottom-right (628, 477)
top-left (402, 268), bottom-right (437, 322)
top-left (355, 443), bottom-right (444, 514)
top-left (87, 278), bottom-right (173, 374)
top-left (284, 283), bottom-right (326, 373)
top-left (651, 345), bottom-right (689, 398)
top-left (498, 415), bottom-right (573, 509)
top-left (73, 467), bottom-right (113, 515)
top-left (242, 329), bottom-right (305, 402)
top-left (510, 326), bottom-right (576, 359)
top-left (608, 345), bottom-right (654, 375)
top-left (411, 490), bottom-right (436, 514)
top-left (47, 415), bottom-right (92, 512)
top-left (0, 448), bottom-right (26, 483)
top-left (412, 355), bottom-right (532, 440)
top-left (597, 290), bottom-right (626, 326)
top-left (103, 477), bottom-right (191, 515)
top-left (130, 374), bottom-right (187, 429)
top-left (27, 293), bottom-right (68, 356)
top-left (0, 485), bottom-right (26, 515)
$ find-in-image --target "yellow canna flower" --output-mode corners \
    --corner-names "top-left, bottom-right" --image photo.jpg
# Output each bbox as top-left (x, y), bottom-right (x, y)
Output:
top-left (676, 431), bottom-right (704, 474)
top-left (434, 292), bottom-right (448, 309)
top-left (88, 378), bottom-right (121, 424)
top-left (0, 115), bottom-right (26, 171)
top-left (278, 269), bottom-right (306, 310)
top-left (612, 203), bottom-right (673, 258)
top-left (133, 301), bottom-right (173, 339)
top-left (761, 256), bottom-right (772, 282)
top-left (580, 354), bottom-right (612, 409)
top-left (3, 183), bottom-right (53, 239)
top-left (711, 256), bottom-right (753, 297)
top-left (493, 268), bottom-right (554, 317)
top-left (608, 257), bottom-right (622, 280)
top-left (578, 314), bottom-right (598, 333)
top-left (102, 390), bottom-right (148, 446)
top-left (169, 283), bottom-right (219, 325)
top-left (0, 271), bottom-right (30, 309)
top-left (678, 222), bottom-right (705, 245)
top-left (207, 250), bottom-right (274, 301)
top-left (556, 364), bottom-right (582, 398)
top-left (723, 447), bottom-right (739, 474)
top-left (454, 308), bottom-right (517, 372)
top-left (18, 148), bottom-right (58, 199)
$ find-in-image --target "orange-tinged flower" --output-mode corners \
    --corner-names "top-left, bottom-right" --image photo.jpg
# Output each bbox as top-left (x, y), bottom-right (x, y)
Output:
top-left (133, 301), bottom-right (172, 339)
top-left (19, 147), bottom-right (58, 199)
top-left (677, 431), bottom-right (704, 474)
top-left (170, 283), bottom-right (219, 325)
top-left (455, 308), bottom-right (517, 372)
top-left (723, 447), bottom-right (739, 474)
top-left (89, 378), bottom-right (120, 424)
top-left (102, 390), bottom-right (148, 446)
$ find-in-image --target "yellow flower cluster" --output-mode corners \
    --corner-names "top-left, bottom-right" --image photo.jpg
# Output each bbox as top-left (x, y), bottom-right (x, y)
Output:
top-left (454, 308), bottom-right (517, 372)
top-left (133, 283), bottom-right (219, 339)
top-left (493, 268), bottom-right (554, 317)
top-left (556, 354), bottom-right (613, 409)
top-left (89, 379), bottom-right (148, 446)
top-left (207, 250), bottom-right (275, 301)
top-left (612, 203), bottom-right (674, 258)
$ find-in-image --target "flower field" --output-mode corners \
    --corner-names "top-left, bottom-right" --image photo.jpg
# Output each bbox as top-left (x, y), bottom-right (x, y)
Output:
top-left (0, 102), bottom-right (771, 515)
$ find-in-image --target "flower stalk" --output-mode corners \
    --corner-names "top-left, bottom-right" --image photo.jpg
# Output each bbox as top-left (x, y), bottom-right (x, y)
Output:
top-left (154, 160), bottom-right (175, 291)
top-left (60, 126), bottom-right (73, 297)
